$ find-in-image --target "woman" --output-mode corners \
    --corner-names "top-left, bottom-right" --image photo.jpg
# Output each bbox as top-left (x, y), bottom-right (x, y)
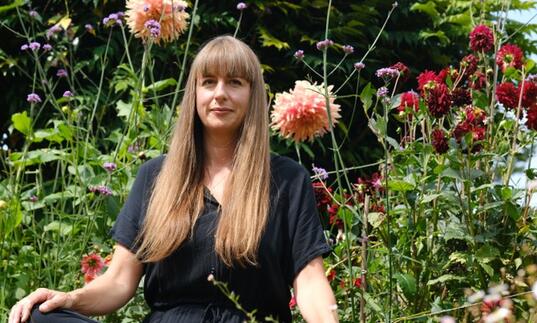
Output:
top-left (9, 36), bottom-right (337, 323)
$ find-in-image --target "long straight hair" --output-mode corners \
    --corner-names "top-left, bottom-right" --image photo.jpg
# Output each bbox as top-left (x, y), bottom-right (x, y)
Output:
top-left (136, 36), bottom-right (271, 266)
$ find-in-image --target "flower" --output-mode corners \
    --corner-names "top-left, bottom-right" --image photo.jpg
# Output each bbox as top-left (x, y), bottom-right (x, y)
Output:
top-left (207, 273), bottom-right (214, 282)
top-left (56, 69), bottom-right (68, 78)
top-left (439, 316), bottom-right (456, 323)
top-left (313, 182), bottom-right (332, 210)
top-left (375, 67), bottom-right (400, 82)
top-left (271, 80), bottom-right (341, 142)
top-left (126, 0), bottom-right (189, 44)
top-left (103, 162), bottom-right (117, 172)
top-left (354, 62), bottom-right (365, 71)
top-left (417, 70), bottom-right (440, 94)
top-left (29, 10), bottom-right (38, 18)
top-left (316, 39), bottom-right (334, 50)
top-left (46, 25), bottom-right (62, 39)
top-left (521, 81), bottom-right (537, 108)
top-left (63, 90), bottom-right (73, 98)
top-left (390, 62), bottom-right (410, 82)
top-left (454, 106), bottom-right (487, 143)
top-left (470, 71), bottom-right (487, 90)
top-left (495, 44), bottom-right (523, 72)
top-left (236, 2), bottom-right (247, 10)
top-left (528, 74), bottom-right (537, 83)
top-left (20, 44), bottom-right (28, 51)
top-left (42, 44), bottom-right (52, 51)
top-left (354, 277), bottom-right (363, 288)
top-left (294, 50), bottom-right (304, 60)
top-left (85, 24), bottom-right (95, 35)
top-left (460, 54), bottom-right (478, 76)
top-left (431, 128), bottom-right (449, 154)
top-left (312, 165), bottom-right (329, 180)
top-left (527, 103), bottom-right (537, 131)
top-left (89, 185), bottom-right (113, 196)
top-left (469, 24), bottom-right (494, 52)
top-left (496, 82), bottom-right (519, 110)
top-left (398, 91), bottom-right (419, 114)
top-left (29, 42), bottom-right (41, 51)
top-left (27, 93), bottom-right (42, 104)
top-left (327, 269), bottom-right (336, 282)
top-left (80, 253), bottom-right (105, 278)
top-left (342, 45), bottom-right (354, 54)
top-left (289, 295), bottom-right (297, 309)
top-left (450, 88), bottom-right (472, 107)
top-left (144, 19), bottom-right (161, 38)
top-left (427, 83), bottom-right (451, 118)
top-left (377, 86), bottom-right (389, 98)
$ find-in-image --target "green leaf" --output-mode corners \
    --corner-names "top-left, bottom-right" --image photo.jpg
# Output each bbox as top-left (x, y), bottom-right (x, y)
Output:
top-left (43, 221), bottom-right (73, 236)
top-left (363, 291), bottom-right (383, 313)
top-left (475, 245), bottom-right (500, 263)
top-left (427, 274), bottom-right (465, 285)
top-left (479, 262), bottom-right (494, 277)
top-left (257, 26), bottom-right (289, 50)
top-left (410, 1), bottom-right (439, 20)
top-left (368, 212), bottom-right (384, 228)
top-left (441, 168), bottom-right (462, 181)
top-left (395, 273), bottom-right (417, 298)
top-left (116, 100), bottom-right (132, 118)
top-left (360, 83), bottom-right (374, 113)
top-left (0, 0), bottom-right (24, 14)
top-left (420, 193), bottom-right (441, 204)
top-left (525, 59), bottom-right (535, 74)
top-left (143, 78), bottom-right (177, 93)
top-left (419, 31), bottom-right (450, 45)
top-left (11, 111), bottom-right (32, 136)
top-left (388, 179), bottom-right (415, 192)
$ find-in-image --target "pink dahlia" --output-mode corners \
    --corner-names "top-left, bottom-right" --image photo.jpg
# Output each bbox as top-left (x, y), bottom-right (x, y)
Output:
top-left (527, 104), bottom-right (537, 131)
top-left (398, 91), bottom-right (419, 114)
top-left (496, 82), bottom-right (519, 110)
top-left (125, 0), bottom-right (189, 45)
top-left (469, 24), bottom-right (494, 52)
top-left (271, 80), bottom-right (341, 142)
top-left (496, 44), bottom-right (524, 72)
top-left (81, 253), bottom-right (104, 277)
top-left (427, 83), bottom-right (451, 118)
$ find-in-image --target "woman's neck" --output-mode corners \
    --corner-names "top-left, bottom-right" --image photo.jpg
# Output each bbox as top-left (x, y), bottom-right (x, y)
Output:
top-left (202, 131), bottom-right (237, 169)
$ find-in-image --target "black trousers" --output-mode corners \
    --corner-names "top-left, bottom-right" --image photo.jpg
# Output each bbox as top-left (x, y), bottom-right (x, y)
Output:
top-left (30, 305), bottom-right (99, 323)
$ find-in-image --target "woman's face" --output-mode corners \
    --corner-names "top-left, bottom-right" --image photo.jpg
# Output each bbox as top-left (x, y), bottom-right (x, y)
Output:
top-left (196, 73), bottom-right (251, 136)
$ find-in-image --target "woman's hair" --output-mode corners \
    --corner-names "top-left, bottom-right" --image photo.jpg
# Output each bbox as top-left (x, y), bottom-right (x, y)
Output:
top-left (136, 36), bottom-right (271, 266)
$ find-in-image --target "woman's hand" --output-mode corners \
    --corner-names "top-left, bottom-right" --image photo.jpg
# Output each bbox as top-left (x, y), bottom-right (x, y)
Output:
top-left (8, 288), bottom-right (74, 323)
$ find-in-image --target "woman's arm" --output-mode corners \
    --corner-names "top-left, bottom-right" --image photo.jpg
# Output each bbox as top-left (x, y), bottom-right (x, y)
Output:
top-left (293, 256), bottom-right (338, 323)
top-left (9, 244), bottom-right (143, 322)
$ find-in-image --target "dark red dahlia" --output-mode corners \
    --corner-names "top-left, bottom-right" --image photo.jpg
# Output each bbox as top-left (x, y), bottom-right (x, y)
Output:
top-left (453, 122), bottom-right (472, 141)
top-left (427, 83), bottom-right (451, 118)
top-left (496, 82), bottom-right (519, 110)
top-left (417, 70), bottom-right (439, 94)
top-left (461, 54), bottom-right (478, 76)
top-left (431, 129), bottom-right (449, 153)
top-left (521, 81), bottom-right (537, 108)
top-left (313, 182), bottom-right (332, 210)
top-left (454, 106), bottom-right (487, 143)
top-left (451, 88), bottom-right (472, 107)
top-left (496, 43), bottom-right (524, 72)
top-left (527, 104), bottom-right (537, 131)
top-left (469, 24), bottom-right (494, 52)
top-left (470, 71), bottom-right (487, 90)
top-left (398, 91), bottom-right (419, 114)
top-left (437, 67), bottom-right (458, 84)
top-left (390, 62), bottom-right (410, 82)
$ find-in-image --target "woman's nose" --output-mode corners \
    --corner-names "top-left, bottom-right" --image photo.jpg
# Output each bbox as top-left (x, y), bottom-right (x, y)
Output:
top-left (214, 80), bottom-right (227, 99)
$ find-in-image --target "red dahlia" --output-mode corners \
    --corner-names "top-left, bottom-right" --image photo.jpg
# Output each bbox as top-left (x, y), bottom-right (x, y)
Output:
top-left (527, 104), bottom-right (537, 131)
top-left (431, 128), bottom-right (449, 153)
top-left (398, 91), bottom-right (420, 114)
top-left (390, 62), bottom-right (410, 82)
top-left (437, 67), bottom-right (458, 84)
top-left (427, 83), bottom-right (451, 118)
top-left (470, 71), bottom-right (487, 90)
top-left (417, 70), bottom-right (440, 94)
top-left (496, 44), bottom-right (524, 72)
top-left (469, 24), bottom-right (494, 52)
top-left (521, 81), bottom-right (537, 108)
top-left (451, 88), bottom-right (472, 107)
top-left (461, 54), bottom-right (478, 76)
top-left (496, 82), bottom-right (519, 110)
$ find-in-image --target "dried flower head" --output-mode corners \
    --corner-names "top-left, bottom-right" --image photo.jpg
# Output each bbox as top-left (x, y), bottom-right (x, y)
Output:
top-left (271, 80), bottom-right (341, 142)
top-left (126, 0), bottom-right (189, 45)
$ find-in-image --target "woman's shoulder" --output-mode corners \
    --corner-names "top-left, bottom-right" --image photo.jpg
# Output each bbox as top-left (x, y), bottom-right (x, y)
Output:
top-left (138, 154), bottom-right (166, 176)
top-left (270, 154), bottom-right (309, 181)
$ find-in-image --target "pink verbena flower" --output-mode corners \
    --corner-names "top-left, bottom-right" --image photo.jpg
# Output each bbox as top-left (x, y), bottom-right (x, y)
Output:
top-left (271, 80), bottom-right (341, 142)
top-left (126, 0), bottom-right (189, 45)
top-left (496, 44), bottom-right (524, 72)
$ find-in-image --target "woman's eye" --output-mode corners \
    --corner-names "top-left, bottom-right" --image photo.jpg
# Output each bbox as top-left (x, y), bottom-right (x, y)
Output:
top-left (201, 79), bottom-right (215, 86)
top-left (230, 79), bottom-right (243, 86)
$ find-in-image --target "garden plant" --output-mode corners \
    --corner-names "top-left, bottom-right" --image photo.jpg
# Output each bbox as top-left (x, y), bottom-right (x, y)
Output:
top-left (1, 0), bottom-right (537, 322)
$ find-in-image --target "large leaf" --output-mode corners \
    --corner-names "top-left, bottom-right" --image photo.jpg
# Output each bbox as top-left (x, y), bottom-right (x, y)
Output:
top-left (395, 273), bottom-right (417, 299)
top-left (11, 111), bottom-right (32, 137)
top-left (257, 26), bottom-right (289, 50)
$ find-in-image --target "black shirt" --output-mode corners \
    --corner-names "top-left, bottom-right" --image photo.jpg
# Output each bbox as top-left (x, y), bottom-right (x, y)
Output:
top-left (110, 155), bottom-right (330, 322)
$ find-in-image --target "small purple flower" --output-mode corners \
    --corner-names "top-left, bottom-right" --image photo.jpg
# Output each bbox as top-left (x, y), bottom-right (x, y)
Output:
top-left (116, 11), bottom-right (125, 19)
top-left (354, 62), bottom-right (365, 70)
top-left (527, 74), bottom-right (537, 83)
top-left (89, 185), bottom-right (113, 196)
top-left (43, 44), bottom-right (52, 51)
top-left (377, 86), bottom-right (389, 97)
top-left (312, 165), bottom-right (329, 180)
top-left (29, 42), bottom-right (41, 51)
top-left (343, 45), bottom-right (354, 54)
top-left (375, 67), bottom-right (399, 81)
top-left (237, 2), bottom-right (247, 10)
top-left (143, 4), bottom-right (150, 12)
top-left (144, 19), bottom-right (161, 38)
top-left (103, 12), bottom-right (123, 27)
top-left (56, 69), bottom-right (68, 78)
top-left (29, 195), bottom-right (38, 202)
top-left (29, 10), bottom-right (38, 18)
top-left (294, 50), bottom-right (304, 60)
top-left (27, 93), bottom-right (42, 104)
top-left (63, 90), bottom-right (73, 98)
top-left (85, 24), bottom-right (94, 33)
top-left (103, 162), bottom-right (117, 172)
top-left (174, 3), bottom-right (186, 11)
top-left (46, 25), bottom-right (62, 39)
top-left (316, 39), bottom-right (334, 51)
top-left (20, 44), bottom-right (29, 51)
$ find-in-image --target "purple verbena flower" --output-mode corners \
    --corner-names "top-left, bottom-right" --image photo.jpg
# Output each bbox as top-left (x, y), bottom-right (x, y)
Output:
top-left (343, 45), bottom-right (354, 54)
top-left (29, 42), bottom-right (41, 51)
top-left (144, 19), bottom-right (161, 38)
top-left (20, 44), bottom-right (29, 51)
top-left (237, 2), bottom-right (247, 10)
top-left (56, 69), bottom-right (68, 78)
top-left (377, 86), bottom-right (389, 97)
top-left (316, 39), bottom-right (334, 51)
top-left (527, 74), bottom-right (537, 83)
top-left (85, 24), bottom-right (94, 33)
top-left (103, 162), bottom-right (117, 172)
top-left (294, 50), bottom-right (304, 60)
top-left (63, 90), bottom-right (73, 98)
top-left (43, 44), bottom-right (52, 51)
top-left (29, 195), bottom-right (38, 202)
top-left (354, 62), bottom-right (365, 70)
top-left (29, 10), bottom-right (38, 18)
top-left (46, 25), bottom-right (62, 39)
top-left (375, 67), bottom-right (400, 81)
top-left (90, 185), bottom-right (113, 196)
top-left (103, 12), bottom-right (123, 27)
top-left (312, 165), bottom-right (329, 180)
top-left (27, 93), bottom-right (42, 104)
top-left (143, 4), bottom-right (150, 12)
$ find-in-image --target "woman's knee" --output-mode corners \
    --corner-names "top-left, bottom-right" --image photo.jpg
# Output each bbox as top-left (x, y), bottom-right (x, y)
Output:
top-left (30, 304), bottom-right (99, 323)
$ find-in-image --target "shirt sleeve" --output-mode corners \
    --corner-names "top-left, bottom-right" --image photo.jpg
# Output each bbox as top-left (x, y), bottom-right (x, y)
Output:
top-left (110, 163), bottom-right (149, 253)
top-left (286, 165), bottom-right (331, 281)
